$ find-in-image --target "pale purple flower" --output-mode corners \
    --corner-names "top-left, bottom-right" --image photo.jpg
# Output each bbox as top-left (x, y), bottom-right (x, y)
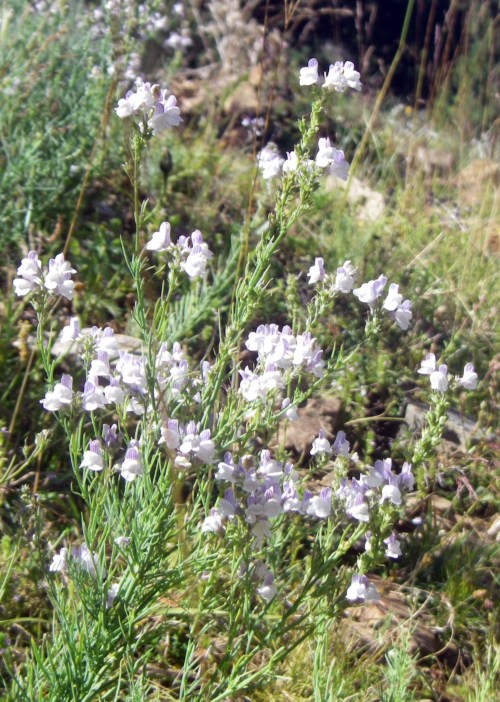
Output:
top-left (120, 445), bottom-right (143, 482)
top-left (88, 351), bottom-right (111, 381)
top-left (334, 260), bottom-right (357, 293)
top-left (346, 573), bottom-right (379, 602)
top-left (149, 93), bottom-right (182, 134)
top-left (106, 582), bottom-right (120, 608)
top-left (96, 327), bottom-right (120, 356)
top-left (216, 452), bottom-right (237, 482)
top-left (44, 253), bottom-right (76, 300)
top-left (17, 251), bottom-right (42, 278)
top-left (430, 364), bottom-right (449, 392)
top-left (346, 494), bottom-right (370, 522)
top-left (82, 381), bottom-right (107, 411)
top-left (394, 300), bottom-right (412, 330)
top-left (384, 533), bottom-right (402, 559)
top-left (147, 221), bottom-right (172, 252)
top-left (13, 251), bottom-right (42, 296)
top-left (60, 317), bottom-right (81, 343)
top-left (383, 284), bottom-right (403, 311)
top-left (398, 462), bottom-right (415, 491)
top-left (115, 79), bottom-right (155, 118)
top-left (316, 138), bottom-right (350, 181)
top-left (281, 397), bottom-right (298, 421)
top-left (311, 429), bottom-right (332, 456)
top-left (353, 274), bottom-right (387, 310)
top-left (218, 488), bottom-right (237, 519)
top-left (333, 430), bottom-right (350, 457)
top-left (103, 378), bottom-right (126, 405)
top-left (41, 374), bottom-right (73, 411)
top-left (418, 353), bottom-right (436, 375)
top-left (457, 363), bottom-right (478, 390)
top-left (258, 144), bottom-right (284, 179)
top-left (323, 61), bottom-right (362, 93)
top-left (80, 440), bottom-right (104, 472)
top-left (307, 257), bottom-right (325, 284)
top-left (159, 419), bottom-right (181, 450)
top-left (201, 508), bottom-right (225, 535)
top-left (178, 422), bottom-right (215, 464)
top-left (49, 547), bottom-right (68, 572)
top-left (103, 423), bottom-right (119, 448)
top-left (381, 483), bottom-right (402, 506)
top-left (299, 58), bottom-right (320, 86)
top-left (307, 488), bottom-right (332, 518)
top-left (283, 151), bottom-right (298, 173)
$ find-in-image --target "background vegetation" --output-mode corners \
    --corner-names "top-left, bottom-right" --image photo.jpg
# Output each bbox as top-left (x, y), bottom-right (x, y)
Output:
top-left (0, 0), bottom-right (498, 700)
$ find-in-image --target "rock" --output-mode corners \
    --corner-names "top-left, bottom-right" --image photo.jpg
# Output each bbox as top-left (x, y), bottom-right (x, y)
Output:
top-left (272, 396), bottom-right (342, 456)
top-left (327, 175), bottom-right (386, 222)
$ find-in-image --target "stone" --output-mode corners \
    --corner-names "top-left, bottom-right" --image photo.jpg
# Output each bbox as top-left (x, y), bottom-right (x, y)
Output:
top-left (272, 396), bottom-right (342, 456)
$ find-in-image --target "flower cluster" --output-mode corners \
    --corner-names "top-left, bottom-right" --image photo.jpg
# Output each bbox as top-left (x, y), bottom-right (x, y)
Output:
top-left (146, 223), bottom-right (213, 279)
top-left (337, 457), bottom-right (415, 524)
top-left (203, 448), bottom-right (334, 548)
top-left (13, 251), bottom-right (76, 301)
top-left (159, 419), bottom-right (216, 467)
top-left (239, 324), bottom-right (324, 403)
top-left (257, 139), bottom-right (349, 182)
top-left (418, 353), bottom-right (478, 392)
top-left (115, 78), bottom-right (181, 135)
top-left (299, 58), bottom-right (362, 92)
top-left (307, 259), bottom-right (412, 331)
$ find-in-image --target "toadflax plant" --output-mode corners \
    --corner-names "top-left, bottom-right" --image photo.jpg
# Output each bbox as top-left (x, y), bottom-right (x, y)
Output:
top-left (8, 60), bottom-right (479, 701)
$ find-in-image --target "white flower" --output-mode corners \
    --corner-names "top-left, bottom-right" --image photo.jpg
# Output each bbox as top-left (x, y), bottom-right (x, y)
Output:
top-left (283, 151), bottom-right (298, 173)
top-left (181, 230), bottom-right (213, 279)
top-left (384, 533), bottom-right (402, 559)
top-left (394, 300), bottom-right (412, 330)
top-left (381, 483), bottom-right (402, 506)
top-left (457, 363), bottom-right (478, 390)
top-left (120, 445), bottom-right (143, 482)
top-left (323, 61), bottom-right (362, 93)
top-left (147, 221), bottom-right (172, 252)
top-left (13, 251), bottom-right (42, 296)
top-left (257, 144), bottom-right (284, 179)
top-left (49, 547), bottom-right (68, 572)
top-left (418, 353), bottom-right (436, 375)
top-left (299, 58), bottom-right (320, 86)
top-left (346, 573), bottom-right (379, 602)
top-left (353, 275), bottom-right (388, 310)
top-left (41, 374), bottom-right (73, 411)
top-left (80, 440), bottom-right (104, 472)
top-left (310, 430), bottom-right (332, 456)
top-left (44, 253), bottom-right (77, 300)
top-left (316, 138), bottom-right (349, 182)
top-left (106, 582), bottom-right (120, 608)
top-left (430, 364), bottom-right (449, 392)
top-left (281, 398), bottom-right (298, 421)
top-left (307, 488), bottom-right (332, 518)
top-left (383, 283), bottom-right (403, 311)
top-left (82, 381), bottom-right (107, 411)
top-left (115, 80), bottom-right (155, 118)
top-left (334, 260), bottom-right (357, 293)
top-left (307, 257), bottom-right (325, 284)
top-left (148, 93), bottom-right (182, 134)
top-left (333, 430), bottom-right (350, 457)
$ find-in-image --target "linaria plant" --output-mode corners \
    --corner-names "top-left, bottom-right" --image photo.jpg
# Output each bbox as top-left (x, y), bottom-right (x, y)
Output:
top-left (7, 59), bottom-right (480, 701)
